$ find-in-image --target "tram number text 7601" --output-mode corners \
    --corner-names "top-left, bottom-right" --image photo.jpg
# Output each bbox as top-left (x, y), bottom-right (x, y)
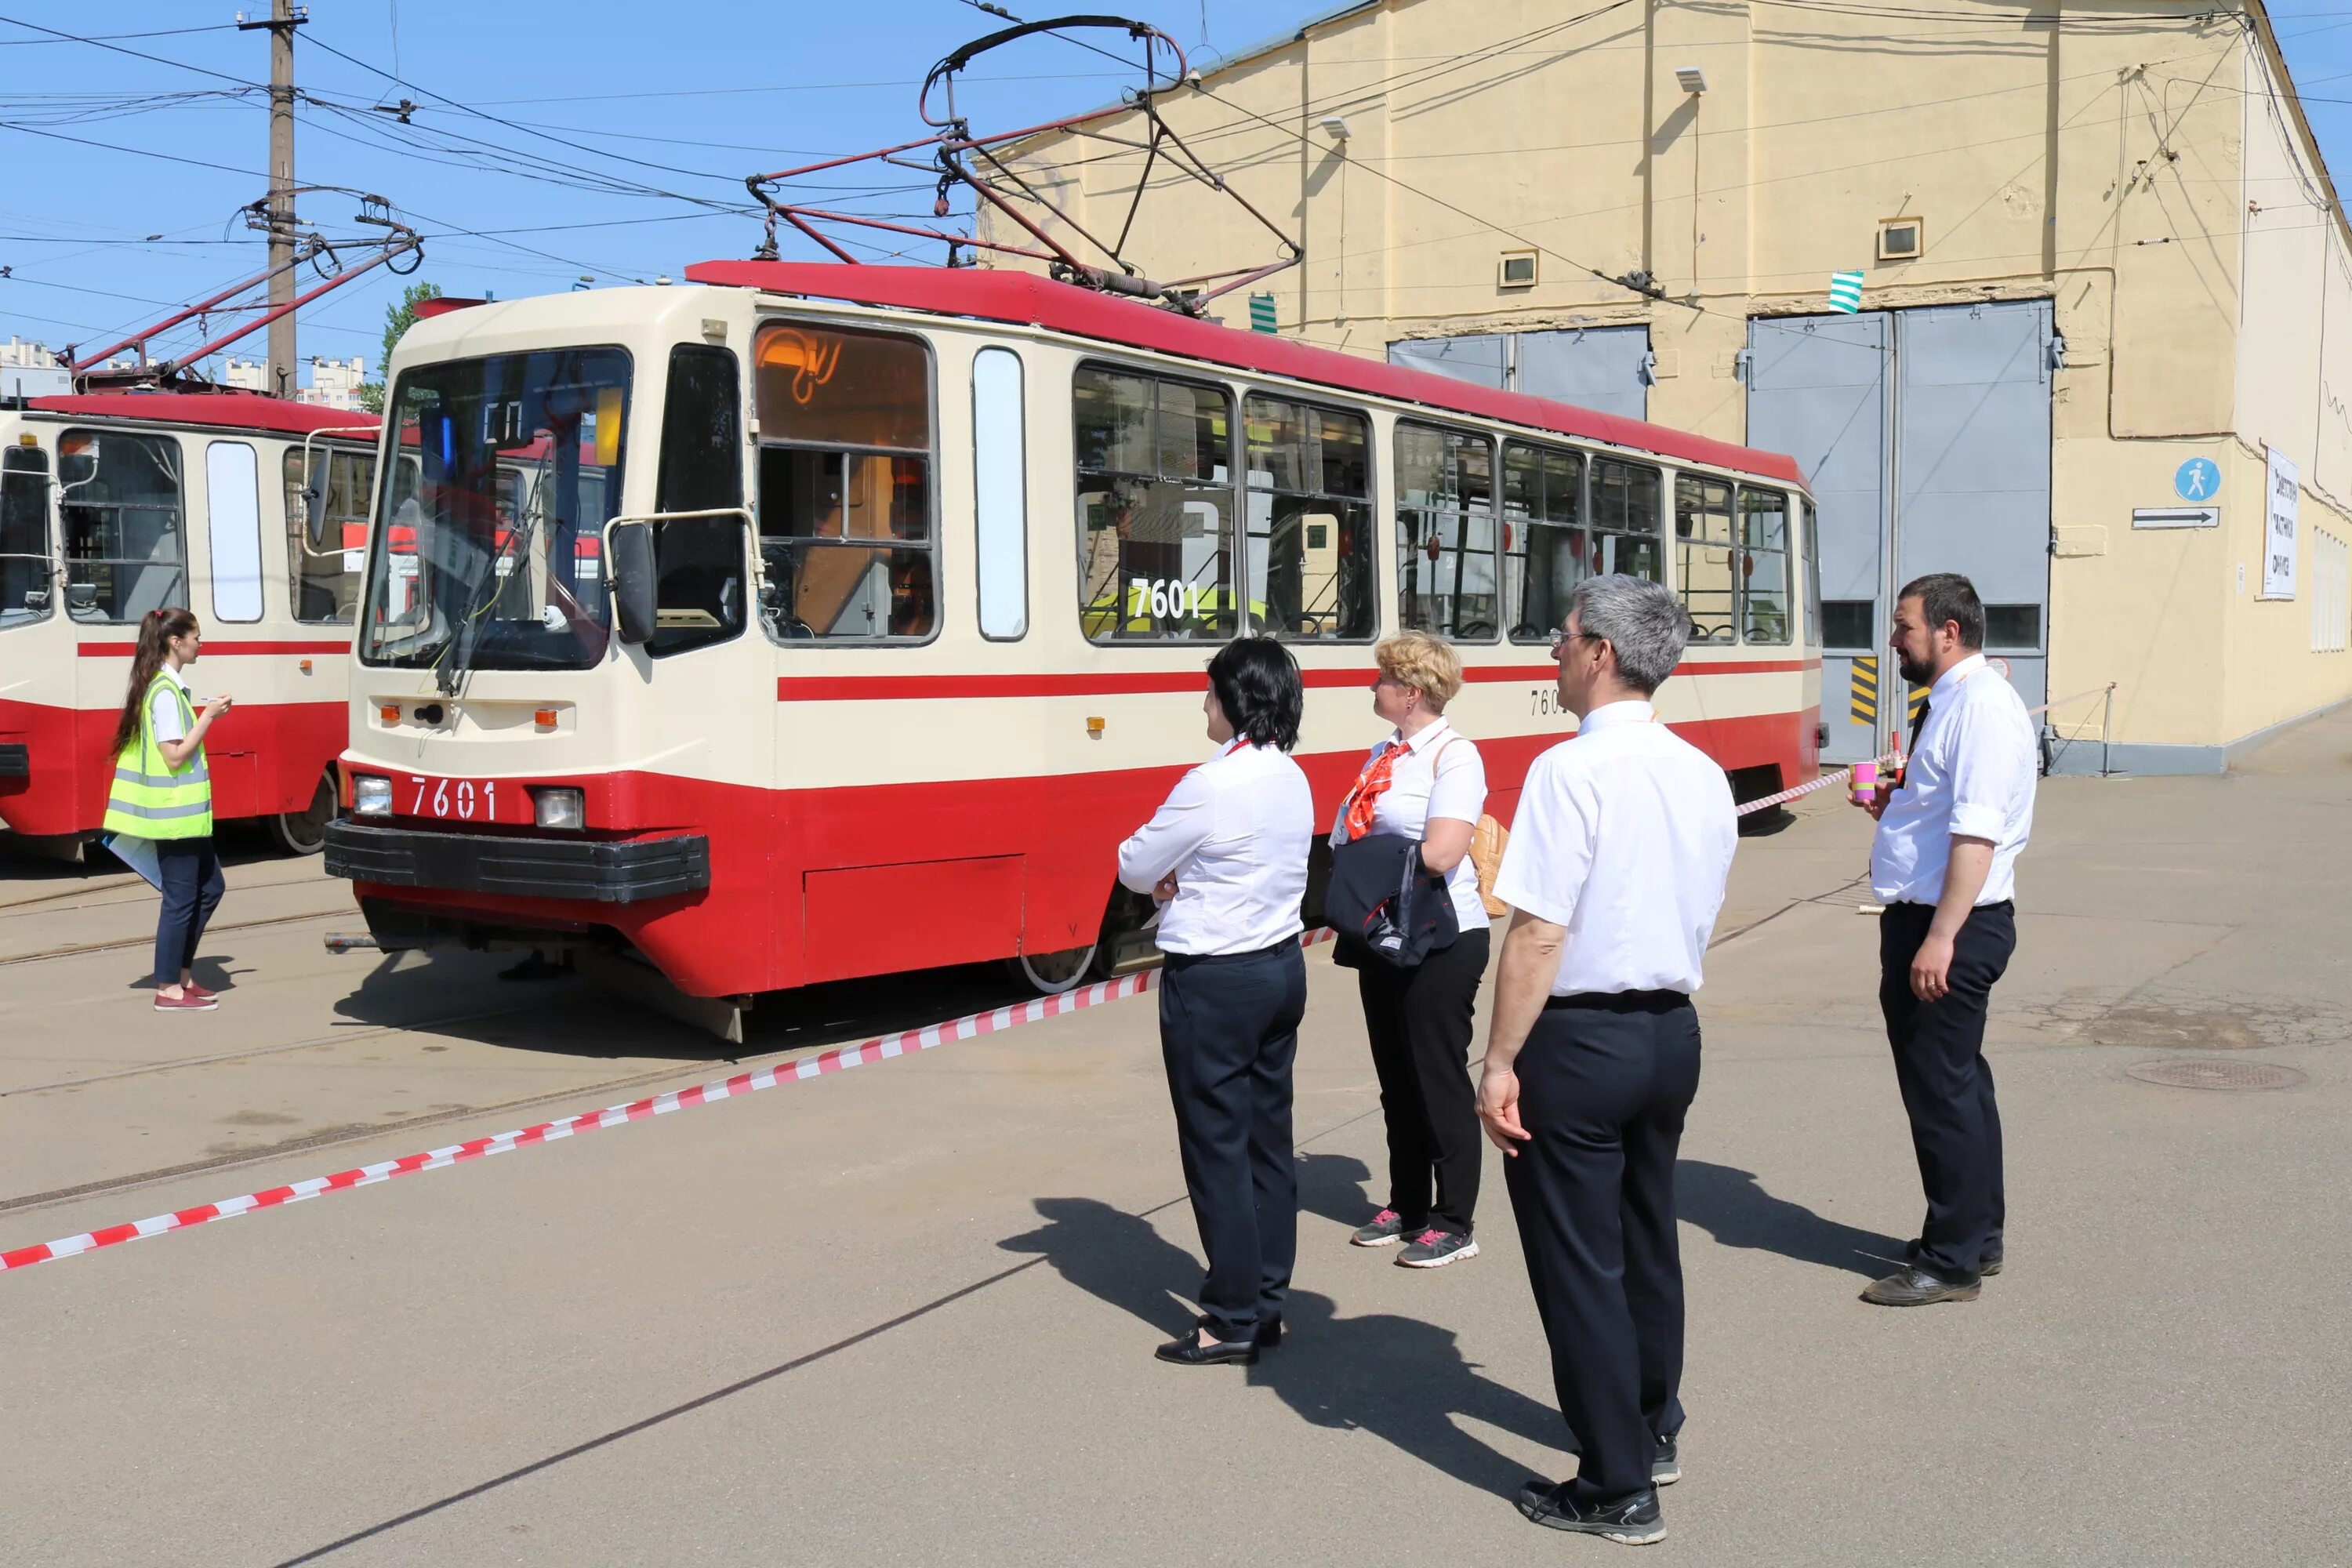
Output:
top-left (408, 775), bottom-right (497, 821)
top-left (1530, 686), bottom-right (1573, 717)
top-left (1130, 576), bottom-right (1204, 620)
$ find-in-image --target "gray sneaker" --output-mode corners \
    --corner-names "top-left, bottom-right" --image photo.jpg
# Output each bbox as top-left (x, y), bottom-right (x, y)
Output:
top-left (1350, 1209), bottom-right (1407, 1247)
top-left (1396, 1228), bottom-right (1479, 1269)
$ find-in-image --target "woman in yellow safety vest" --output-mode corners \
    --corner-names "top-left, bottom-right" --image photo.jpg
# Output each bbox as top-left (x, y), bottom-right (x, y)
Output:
top-left (103, 607), bottom-right (233, 1013)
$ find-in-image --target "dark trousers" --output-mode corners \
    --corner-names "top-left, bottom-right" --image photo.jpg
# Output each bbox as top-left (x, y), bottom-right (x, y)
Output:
top-left (1356, 926), bottom-right (1490, 1236)
top-left (1878, 900), bottom-right (2014, 1279)
top-left (153, 837), bottom-right (224, 986)
top-left (1504, 991), bottom-right (1700, 1505)
top-left (1159, 942), bottom-right (1307, 1339)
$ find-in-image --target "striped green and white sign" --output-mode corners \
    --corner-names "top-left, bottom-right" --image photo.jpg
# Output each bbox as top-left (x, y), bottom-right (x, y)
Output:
top-left (1249, 292), bottom-right (1278, 333)
top-left (1828, 270), bottom-right (1864, 314)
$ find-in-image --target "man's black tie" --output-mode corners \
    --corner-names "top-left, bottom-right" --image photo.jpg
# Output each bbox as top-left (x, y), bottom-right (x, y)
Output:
top-left (1908, 693), bottom-right (1932, 753)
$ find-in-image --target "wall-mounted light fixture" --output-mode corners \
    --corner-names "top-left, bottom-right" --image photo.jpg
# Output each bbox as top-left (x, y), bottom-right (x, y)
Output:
top-left (1674, 66), bottom-right (1708, 94)
top-left (1319, 114), bottom-right (1351, 142)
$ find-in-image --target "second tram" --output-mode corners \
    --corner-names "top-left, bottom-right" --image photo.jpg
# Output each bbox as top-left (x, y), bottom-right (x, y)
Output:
top-left (325, 263), bottom-right (1821, 1011)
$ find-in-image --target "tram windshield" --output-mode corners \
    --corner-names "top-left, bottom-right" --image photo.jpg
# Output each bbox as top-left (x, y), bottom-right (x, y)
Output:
top-left (359, 347), bottom-right (630, 676)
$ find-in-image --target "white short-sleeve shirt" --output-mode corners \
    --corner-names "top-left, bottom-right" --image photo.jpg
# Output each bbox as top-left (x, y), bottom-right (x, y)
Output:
top-left (1117, 738), bottom-right (1315, 956)
top-left (148, 666), bottom-right (193, 746)
top-left (1491, 700), bottom-right (1739, 996)
top-left (1330, 719), bottom-right (1490, 931)
top-left (1871, 652), bottom-right (2038, 906)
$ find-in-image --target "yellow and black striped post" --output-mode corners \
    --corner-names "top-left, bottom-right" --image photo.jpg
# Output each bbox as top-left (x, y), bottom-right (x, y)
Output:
top-left (1848, 656), bottom-right (1879, 725)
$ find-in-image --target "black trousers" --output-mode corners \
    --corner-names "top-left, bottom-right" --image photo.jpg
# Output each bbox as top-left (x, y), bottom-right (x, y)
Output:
top-left (1356, 926), bottom-right (1490, 1236)
top-left (1504, 991), bottom-right (1700, 1505)
top-left (1159, 942), bottom-right (1307, 1340)
top-left (153, 837), bottom-right (224, 986)
top-left (1878, 900), bottom-right (2014, 1279)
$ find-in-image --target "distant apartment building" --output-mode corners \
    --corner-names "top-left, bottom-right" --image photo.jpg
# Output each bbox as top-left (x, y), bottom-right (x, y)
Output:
top-left (1, 336), bottom-right (70, 398)
top-left (220, 354), bottom-right (368, 411)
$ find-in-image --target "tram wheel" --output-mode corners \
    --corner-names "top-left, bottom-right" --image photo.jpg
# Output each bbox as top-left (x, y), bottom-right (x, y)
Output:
top-left (1011, 942), bottom-right (1099, 996)
top-left (267, 774), bottom-right (336, 856)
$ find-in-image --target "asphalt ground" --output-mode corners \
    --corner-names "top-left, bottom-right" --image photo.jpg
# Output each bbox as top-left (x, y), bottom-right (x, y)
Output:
top-left (1, 710), bottom-right (2346, 1566)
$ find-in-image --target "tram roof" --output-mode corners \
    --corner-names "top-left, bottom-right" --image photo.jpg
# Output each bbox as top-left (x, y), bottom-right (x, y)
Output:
top-left (22, 392), bottom-right (379, 438)
top-left (683, 260), bottom-right (1807, 488)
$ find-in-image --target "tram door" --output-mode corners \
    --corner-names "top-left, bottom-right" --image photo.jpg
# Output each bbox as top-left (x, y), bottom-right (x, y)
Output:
top-left (1746, 301), bottom-right (2054, 764)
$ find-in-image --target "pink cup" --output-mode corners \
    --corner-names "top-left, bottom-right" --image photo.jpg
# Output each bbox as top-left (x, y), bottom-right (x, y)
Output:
top-left (1849, 760), bottom-right (1878, 803)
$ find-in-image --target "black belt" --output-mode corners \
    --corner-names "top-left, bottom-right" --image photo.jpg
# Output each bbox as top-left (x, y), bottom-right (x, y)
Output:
top-left (1162, 940), bottom-right (1299, 971)
top-left (1544, 988), bottom-right (1690, 1014)
top-left (1886, 899), bottom-right (2013, 914)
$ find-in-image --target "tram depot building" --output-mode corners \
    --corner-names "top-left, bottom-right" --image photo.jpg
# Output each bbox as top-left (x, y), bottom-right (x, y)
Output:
top-left (985, 0), bottom-right (2352, 769)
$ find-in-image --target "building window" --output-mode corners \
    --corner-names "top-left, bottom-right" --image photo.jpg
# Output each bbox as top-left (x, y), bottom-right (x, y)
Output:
top-left (1588, 458), bottom-right (1664, 585)
top-left (1984, 602), bottom-right (2042, 649)
top-left (1673, 473), bottom-right (1736, 645)
top-left (650, 343), bottom-right (746, 657)
top-left (1821, 599), bottom-right (1873, 652)
top-left (1244, 394), bottom-right (1374, 641)
top-left (754, 322), bottom-right (935, 642)
top-left (1739, 486), bottom-right (1791, 645)
top-left (1878, 218), bottom-right (1924, 261)
top-left (284, 445), bottom-right (376, 624)
top-left (1076, 365), bottom-right (1237, 643)
top-left (1502, 441), bottom-right (1584, 643)
top-left (60, 429), bottom-right (186, 623)
top-left (1396, 422), bottom-right (1497, 641)
top-left (1, 443), bottom-right (52, 627)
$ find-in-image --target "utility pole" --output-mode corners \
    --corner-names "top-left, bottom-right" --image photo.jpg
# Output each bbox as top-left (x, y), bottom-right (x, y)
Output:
top-left (239, 2), bottom-right (306, 397)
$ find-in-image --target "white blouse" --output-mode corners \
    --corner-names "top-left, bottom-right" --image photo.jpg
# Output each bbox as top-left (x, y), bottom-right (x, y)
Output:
top-left (1330, 718), bottom-right (1491, 932)
top-left (1118, 738), bottom-right (1316, 956)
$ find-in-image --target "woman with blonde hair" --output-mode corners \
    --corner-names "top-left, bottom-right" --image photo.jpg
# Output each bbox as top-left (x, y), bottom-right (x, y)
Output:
top-left (104, 606), bottom-right (232, 1011)
top-left (1332, 630), bottom-right (1490, 1267)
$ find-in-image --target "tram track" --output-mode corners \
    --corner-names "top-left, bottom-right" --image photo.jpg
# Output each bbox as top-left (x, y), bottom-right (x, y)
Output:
top-left (0, 906), bottom-right (353, 969)
top-left (0, 869), bottom-right (334, 920)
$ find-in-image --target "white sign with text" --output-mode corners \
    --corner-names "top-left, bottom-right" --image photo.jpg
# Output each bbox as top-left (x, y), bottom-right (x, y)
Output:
top-left (2263, 445), bottom-right (2299, 600)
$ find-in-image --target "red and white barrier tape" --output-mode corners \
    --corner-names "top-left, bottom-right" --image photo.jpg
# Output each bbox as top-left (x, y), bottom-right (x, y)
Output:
top-left (0, 927), bottom-right (1338, 1277)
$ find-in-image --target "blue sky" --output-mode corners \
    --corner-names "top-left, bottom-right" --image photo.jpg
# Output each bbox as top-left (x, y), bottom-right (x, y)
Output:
top-left (6, 2), bottom-right (2352, 382)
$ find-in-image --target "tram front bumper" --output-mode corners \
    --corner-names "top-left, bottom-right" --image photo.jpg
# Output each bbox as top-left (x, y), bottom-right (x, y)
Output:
top-left (323, 819), bottom-right (710, 905)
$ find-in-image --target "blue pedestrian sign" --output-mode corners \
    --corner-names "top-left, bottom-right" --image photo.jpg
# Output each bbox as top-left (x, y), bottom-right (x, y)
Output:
top-left (2175, 458), bottom-right (2220, 501)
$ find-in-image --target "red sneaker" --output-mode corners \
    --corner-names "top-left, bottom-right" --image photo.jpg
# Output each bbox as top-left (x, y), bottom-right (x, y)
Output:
top-left (183, 982), bottom-right (218, 1001)
top-left (154, 990), bottom-right (218, 1012)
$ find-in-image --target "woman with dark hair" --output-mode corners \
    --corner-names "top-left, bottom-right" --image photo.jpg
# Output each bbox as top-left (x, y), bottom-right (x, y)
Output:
top-left (103, 607), bottom-right (232, 1012)
top-left (1117, 635), bottom-right (1314, 1366)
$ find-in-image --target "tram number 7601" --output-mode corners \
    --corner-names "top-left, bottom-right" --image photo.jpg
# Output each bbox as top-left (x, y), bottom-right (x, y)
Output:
top-left (408, 775), bottom-right (498, 821)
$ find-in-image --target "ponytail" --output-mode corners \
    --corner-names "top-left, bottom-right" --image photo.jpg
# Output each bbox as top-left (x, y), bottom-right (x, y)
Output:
top-left (111, 608), bottom-right (198, 757)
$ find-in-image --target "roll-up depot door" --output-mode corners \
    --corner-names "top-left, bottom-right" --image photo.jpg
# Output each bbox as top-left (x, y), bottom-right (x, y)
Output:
top-left (1388, 334), bottom-right (1506, 389)
top-left (1893, 300), bottom-right (2053, 722)
top-left (1745, 313), bottom-right (1889, 763)
top-left (1515, 326), bottom-right (1650, 420)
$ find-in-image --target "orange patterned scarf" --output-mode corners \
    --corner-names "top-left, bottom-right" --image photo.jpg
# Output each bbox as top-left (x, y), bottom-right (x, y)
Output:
top-left (1339, 742), bottom-right (1403, 843)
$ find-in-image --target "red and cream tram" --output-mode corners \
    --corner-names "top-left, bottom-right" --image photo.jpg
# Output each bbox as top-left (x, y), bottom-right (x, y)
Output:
top-left (0, 392), bottom-right (382, 855)
top-left (326, 262), bottom-right (1820, 1015)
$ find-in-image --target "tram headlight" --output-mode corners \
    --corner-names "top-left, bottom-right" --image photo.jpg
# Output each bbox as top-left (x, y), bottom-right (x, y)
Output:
top-left (352, 775), bottom-right (393, 817)
top-left (531, 786), bottom-right (585, 831)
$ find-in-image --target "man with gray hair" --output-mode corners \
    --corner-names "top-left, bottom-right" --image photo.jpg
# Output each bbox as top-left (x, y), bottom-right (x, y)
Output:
top-left (1479, 575), bottom-right (1738, 1545)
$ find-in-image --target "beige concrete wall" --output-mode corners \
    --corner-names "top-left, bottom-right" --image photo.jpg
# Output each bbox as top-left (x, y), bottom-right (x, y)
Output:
top-left (980, 0), bottom-right (2352, 753)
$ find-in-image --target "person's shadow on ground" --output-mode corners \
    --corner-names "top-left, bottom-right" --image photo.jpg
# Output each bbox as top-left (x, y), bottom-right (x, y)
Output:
top-left (1000, 1193), bottom-right (1571, 1497)
top-left (1675, 1160), bottom-right (1907, 1279)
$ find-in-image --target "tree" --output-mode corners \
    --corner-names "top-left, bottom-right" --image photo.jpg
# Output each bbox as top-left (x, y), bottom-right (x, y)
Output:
top-left (356, 280), bottom-right (442, 412)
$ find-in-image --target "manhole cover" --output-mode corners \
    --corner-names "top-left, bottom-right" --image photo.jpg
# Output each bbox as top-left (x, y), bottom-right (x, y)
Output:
top-left (2126, 1059), bottom-right (2307, 1091)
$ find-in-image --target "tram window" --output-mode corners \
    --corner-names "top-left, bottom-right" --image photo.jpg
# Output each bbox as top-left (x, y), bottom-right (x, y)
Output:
top-left (1396, 422), bottom-right (1497, 642)
top-left (205, 441), bottom-right (264, 623)
top-left (648, 343), bottom-right (746, 657)
top-left (1, 443), bottom-right (51, 626)
top-left (1245, 394), bottom-right (1374, 641)
top-left (1502, 441), bottom-right (1584, 643)
top-left (1674, 474), bottom-right (1736, 646)
top-left (1076, 365), bottom-right (1238, 643)
top-left (283, 446), bottom-right (374, 623)
top-left (973, 347), bottom-right (1028, 641)
top-left (1588, 457), bottom-right (1663, 584)
top-left (1738, 486), bottom-right (1791, 645)
top-left (59, 429), bottom-right (187, 623)
top-left (753, 322), bottom-right (935, 642)
top-left (1802, 499), bottom-right (1823, 648)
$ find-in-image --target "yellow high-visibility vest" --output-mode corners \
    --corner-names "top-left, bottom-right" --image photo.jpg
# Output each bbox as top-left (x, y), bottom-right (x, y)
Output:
top-left (102, 675), bottom-right (212, 840)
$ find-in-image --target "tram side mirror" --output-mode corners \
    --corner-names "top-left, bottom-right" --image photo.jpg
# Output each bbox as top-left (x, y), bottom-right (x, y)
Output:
top-left (610, 521), bottom-right (657, 645)
top-left (303, 480), bottom-right (329, 550)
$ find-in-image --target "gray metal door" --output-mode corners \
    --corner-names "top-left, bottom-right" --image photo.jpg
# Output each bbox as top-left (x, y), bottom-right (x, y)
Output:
top-left (1516, 326), bottom-right (1650, 419)
top-left (1388, 327), bottom-right (1650, 419)
top-left (1745, 313), bottom-right (1890, 763)
top-left (1893, 300), bottom-right (2053, 722)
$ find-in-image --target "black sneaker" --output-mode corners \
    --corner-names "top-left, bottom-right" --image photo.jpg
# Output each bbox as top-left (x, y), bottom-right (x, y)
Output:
top-left (1515, 1479), bottom-right (1666, 1544)
top-left (1351, 1208), bottom-right (1407, 1247)
top-left (1860, 1265), bottom-right (1981, 1306)
top-left (1906, 1236), bottom-right (2003, 1276)
top-left (1396, 1228), bottom-right (1479, 1269)
top-left (1652, 1432), bottom-right (1679, 1486)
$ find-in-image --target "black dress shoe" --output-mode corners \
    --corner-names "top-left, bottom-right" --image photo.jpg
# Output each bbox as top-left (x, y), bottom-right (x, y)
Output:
top-left (1860, 1265), bottom-right (1982, 1306)
top-left (1515, 1479), bottom-right (1666, 1544)
top-left (1907, 1236), bottom-right (2002, 1276)
top-left (1154, 1319), bottom-right (1260, 1366)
